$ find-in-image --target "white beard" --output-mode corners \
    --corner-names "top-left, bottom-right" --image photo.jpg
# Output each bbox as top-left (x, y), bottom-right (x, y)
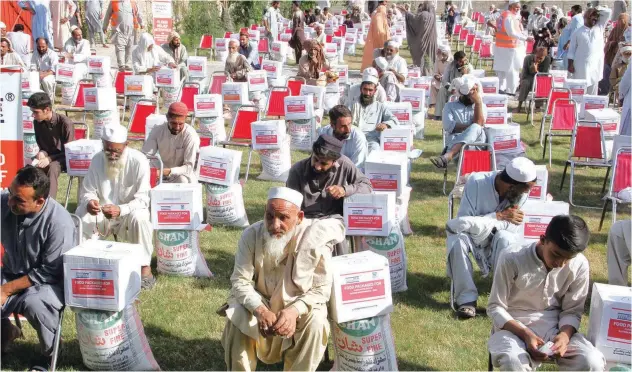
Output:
top-left (386, 54), bottom-right (395, 62)
top-left (227, 52), bottom-right (239, 64)
top-left (105, 148), bottom-right (128, 182)
top-left (262, 227), bottom-right (296, 268)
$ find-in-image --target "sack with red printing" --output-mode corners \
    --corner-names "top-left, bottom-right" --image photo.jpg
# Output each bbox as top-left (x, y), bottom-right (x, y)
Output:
top-left (74, 304), bottom-right (160, 371)
top-left (205, 183), bottom-right (250, 228)
top-left (198, 117), bottom-right (227, 142)
top-left (257, 137), bottom-right (292, 182)
top-left (155, 229), bottom-right (213, 277)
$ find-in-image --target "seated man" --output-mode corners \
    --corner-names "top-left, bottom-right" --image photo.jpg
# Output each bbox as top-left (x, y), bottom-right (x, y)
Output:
top-left (63, 26), bottom-right (90, 67)
top-left (350, 68), bottom-right (399, 152)
top-left (430, 77), bottom-right (486, 169)
top-left (374, 56), bottom-right (399, 101)
top-left (238, 31), bottom-right (260, 70)
top-left (516, 46), bottom-right (551, 113)
top-left (313, 23), bottom-right (326, 46)
top-left (488, 215), bottom-right (606, 371)
top-left (382, 40), bottom-right (408, 84)
top-left (287, 134), bottom-right (372, 220)
top-left (1, 166), bottom-right (75, 367)
top-left (347, 67), bottom-right (388, 105)
top-left (142, 102), bottom-right (200, 183)
top-left (445, 157), bottom-right (537, 319)
top-left (221, 187), bottom-right (345, 371)
top-left (161, 31), bottom-right (188, 78)
top-left (0, 37), bottom-right (26, 68)
top-left (317, 105), bottom-right (369, 170)
top-left (225, 39), bottom-right (253, 82)
top-left (76, 125), bottom-right (156, 289)
top-left (435, 50), bottom-right (473, 120)
top-left (607, 219), bottom-right (631, 286)
top-left (132, 32), bottom-right (177, 75)
top-left (28, 92), bottom-right (75, 199)
top-left (30, 37), bottom-right (58, 102)
top-left (297, 40), bottom-right (329, 85)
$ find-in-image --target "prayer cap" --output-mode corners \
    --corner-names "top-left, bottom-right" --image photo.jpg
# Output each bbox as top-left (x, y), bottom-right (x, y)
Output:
top-left (506, 157), bottom-right (537, 183)
top-left (438, 43), bottom-right (451, 54)
top-left (70, 25), bottom-right (79, 32)
top-left (508, 0), bottom-right (520, 4)
top-left (102, 124), bottom-right (128, 144)
top-left (168, 31), bottom-right (180, 43)
top-left (386, 40), bottom-right (400, 48)
top-left (458, 76), bottom-right (478, 95)
top-left (0, 22), bottom-right (5, 29)
top-left (317, 134), bottom-right (343, 153)
top-left (362, 67), bottom-right (379, 84)
top-left (168, 102), bottom-right (189, 117)
top-left (268, 187), bottom-right (304, 208)
top-left (375, 56), bottom-right (389, 70)
top-left (620, 44), bottom-right (632, 53)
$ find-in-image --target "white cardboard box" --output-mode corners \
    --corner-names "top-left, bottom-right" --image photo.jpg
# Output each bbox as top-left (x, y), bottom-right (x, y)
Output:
top-left (550, 70), bottom-right (568, 87)
top-left (222, 82), bottom-right (249, 105)
top-left (21, 71), bottom-right (40, 93)
top-left (155, 68), bottom-right (181, 88)
top-left (214, 38), bottom-right (228, 52)
top-left (580, 95), bottom-right (609, 119)
top-left (485, 107), bottom-right (508, 125)
top-left (380, 128), bottom-right (412, 153)
top-left (150, 183), bottom-right (204, 230)
top-left (564, 78), bottom-right (588, 100)
top-left (485, 123), bottom-right (521, 153)
top-left (197, 146), bottom-right (242, 186)
top-left (330, 251), bottom-right (393, 323)
top-left (56, 63), bottom-right (81, 83)
top-left (385, 102), bottom-right (413, 126)
top-left (251, 120), bottom-right (286, 150)
top-left (483, 94), bottom-right (508, 109)
top-left (248, 29), bottom-right (260, 41)
top-left (399, 88), bottom-right (425, 112)
top-left (279, 33), bottom-right (292, 43)
top-left (365, 150), bottom-right (409, 196)
top-left (585, 108), bottom-right (621, 136)
top-left (520, 200), bottom-right (570, 244)
top-left (284, 96), bottom-right (314, 121)
top-left (271, 41), bottom-right (288, 61)
top-left (480, 76), bottom-right (499, 94)
top-left (333, 64), bottom-right (349, 84)
top-left (187, 56), bottom-right (208, 78)
top-left (528, 165), bottom-right (549, 200)
top-left (87, 56), bottom-right (111, 75)
top-left (299, 85), bottom-right (326, 110)
top-left (63, 240), bottom-right (142, 311)
top-left (145, 114), bottom-right (166, 141)
top-left (83, 87), bottom-right (116, 111)
top-left (588, 283), bottom-right (632, 364)
top-left (261, 59), bottom-right (283, 80)
top-left (194, 94), bottom-right (223, 118)
top-left (324, 43), bottom-right (338, 59)
top-left (64, 139), bottom-right (103, 177)
top-left (247, 70), bottom-right (268, 92)
top-left (344, 193), bottom-right (396, 237)
top-left (124, 75), bottom-right (153, 97)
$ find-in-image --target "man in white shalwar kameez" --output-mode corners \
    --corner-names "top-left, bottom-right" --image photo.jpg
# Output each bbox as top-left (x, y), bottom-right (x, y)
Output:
top-left (132, 32), bottom-right (176, 75)
top-left (264, 1), bottom-right (282, 44)
top-left (607, 219), bottom-right (631, 286)
top-left (493, 0), bottom-right (531, 95)
top-left (7, 24), bottom-right (33, 66)
top-left (221, 187), bottom-right (345, 371)
top-left (50, 0), bottom-right (76, 50)
top-left (62, 26), bottom-right (89, 79)
top-left (19, 0), bottom-right (53, 48)
top-left (31, 37), bottom-right (58, 102)
top-left (445, 157), bottom-right (537, 319)
top-left (488, 215), bottom-right (606, 371)
top-left (76, 125), bottom-right (156, 289)
top-left (567, 7), bottom-right (613, 95)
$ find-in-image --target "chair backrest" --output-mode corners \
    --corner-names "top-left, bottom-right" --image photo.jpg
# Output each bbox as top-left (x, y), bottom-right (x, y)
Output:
top-left (459, 28), bottom-right (468, 41)
top-left (473, 37), bottom-right (482, 52)
top-left (209, 73), bottom-right (228, 95)
top-left (454, 24), bottom-right (462, 35)
top-left (73, 122), bottom-right (89, 140)
top-left (240, 27), bottom-right (248, 33)
top-left (466, 33), bottom-right (475, 47)
top-left (250, 24), bottom-right (258, 30)
top-left (546, 88), bottom-right (571, 115)
top-left (526, 39), bottom-right (534, 54)
top-left (146, 154), bottom-right (163, 188)
top-left (128, 100), bottom-right (157, 135)
top-left (258, 38), bottom-right (269, 53)
top-left (480, 42), bottom-right (492, 58)
top-left (571, 121), bottom-right (605, 159)
top-left (199, 34), bottom-right (213, 49)
top-left (550, 99), bottom-right (576, 131)
top-left (228, 105), bottom-right (259, 142)
top-left (179, 83), bottom-right (199, 112)
top-left (74, 80), bottom-right (96, 107)
top-left (286, 77), bottom-right (305, 96)
top-left (459, 149), bottom-right (494, 179)
top-left (533, 74), bottom-right (552, 99)
top-left (613, 149), bottom-right (632, 194)
top-left (266, 87), bottom-right (290, 117)
top-left (224, 32), bottom-right (231, 38)
top-left (326, 35), bottom-right (333, 43)
top-left (200, 135), bottom-right (214, 147)
top-left (339, 24), bottom-right (347, 36)
top-left (115, 70), bottom-right (132, 95)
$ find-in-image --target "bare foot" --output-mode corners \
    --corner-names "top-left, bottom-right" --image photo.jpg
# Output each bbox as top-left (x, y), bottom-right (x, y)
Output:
top-left (1, 321), bottom-right (23, 354)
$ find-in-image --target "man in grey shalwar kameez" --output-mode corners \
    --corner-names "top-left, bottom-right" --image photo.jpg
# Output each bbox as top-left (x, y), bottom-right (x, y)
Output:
top-left (103, 0), bottom-right (134, 70)
top-left (1, 166), bottom-right (75, 365)
top-left (399, 2), bottom-right (437, 74)
top-left (86, 0), bottom-right (108, 48)
top-left (161, 31), bottom-right (188, 79)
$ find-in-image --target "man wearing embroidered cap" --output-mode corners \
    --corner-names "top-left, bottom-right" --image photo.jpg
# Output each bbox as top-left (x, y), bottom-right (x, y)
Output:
top-left (142, 102), bottom-right (200, 183)
top-left (76, 124), bottom-right (156, 289)
top-left (445, 157), bottom-right (537, 319)
top-left (221, 187), bottom-right (345, 371)
top-left (431, 76), bottom-right (486, 169)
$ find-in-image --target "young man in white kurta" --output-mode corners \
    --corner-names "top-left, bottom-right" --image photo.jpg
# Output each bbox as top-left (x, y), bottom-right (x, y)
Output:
top-left (488, 215), bottom-right (605, 371)
top-left (607, 219), bottom-right (631, 286)
top-left (567, 7), bottom-right (613, 95)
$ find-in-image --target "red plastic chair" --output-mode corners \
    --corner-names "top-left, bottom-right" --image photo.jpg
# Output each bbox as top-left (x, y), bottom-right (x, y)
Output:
top-left (339, 24), bottom-right (347, 36)
top-left (224, 32), bottom-right (231, 38)
top-left (334, 30), bottom-right (342, 37)
top-left (258, 38), bottom-right (270, 57)
top-left (178, 82), bottom-right (200, 113)
top-left (542, 99), bottom-right (577, 167)
top-left (539, 88), bottom-right (571, 143)
top-left (115, 70), bottom-right (132, 97)
top-left (527, 73), bottom-right (553, 125)
top-left (599, 147), bottom-right (632, 230)
top-left (286, 76), bottom-right (306, 96)
top-left (265, 86), bottom-right (290, 118)
top-left (466, 33), bottom-right (475, 48)
top-left (476, 41), bottom-right (493, 68)
top-left (240, 27), bottom-right (248, 33)
top-left (209, 71), bottom-right (229, 95)
top-left (526, 39), bottom-right (535, 54)
top-left (250, 24), bottom-right (258, 30)
top-left (220, 105), bottom-right (260, 181)
top-left (126, 99), bottom-right (158, 141)
top-left (454, 24), bottom-right (462, 36)
top-left (74, 80), bottom-right (96, 108)
top-left (147, 154), bottom-right (163, 189)
top-left (326, 35), bottom-right (333, 43)
top-left (195, 34), bottom-right (214, 57)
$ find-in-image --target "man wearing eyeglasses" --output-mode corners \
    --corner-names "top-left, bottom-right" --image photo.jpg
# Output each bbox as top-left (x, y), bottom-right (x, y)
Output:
top-left (76, 124), bottom-right (156, 290)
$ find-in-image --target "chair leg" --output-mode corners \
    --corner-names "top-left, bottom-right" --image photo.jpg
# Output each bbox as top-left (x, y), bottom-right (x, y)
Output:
top-left (488, 352), bottom-right (493, 371)
top-left (599, 199), bottom-right (610, 231)
top-left (560, 162), bottom-right (569, 190)
top-left (569, 165), bottom-right (575, 206)
top-left (548, 136), bottom-right (553, 168)
top-left (612, 201), bottom-right (618, 225)
top-left (601, 166), bottom-right (611, 194)
top-left (64, 177), bottom-right (74, 209)
top-left (448, 195), bottom-right (453, 220)
top-left (443, 167), bottom-right (448, 196)
top-left (542, 135), bottom-right (548, 159)
top-left (50, 309), bottom-right (65, 372)
top-left (244, 149), bottom-right (253, 182)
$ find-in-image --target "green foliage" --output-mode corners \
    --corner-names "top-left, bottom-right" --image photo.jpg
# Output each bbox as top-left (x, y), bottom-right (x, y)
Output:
top-left (180, 1), bottom-right (226, 50)
top-left (230, 1), bottom-right (265, 28)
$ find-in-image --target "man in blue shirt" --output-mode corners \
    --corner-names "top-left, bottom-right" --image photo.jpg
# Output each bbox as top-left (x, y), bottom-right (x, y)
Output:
top-left (239, 31), bottom-right (260, 69)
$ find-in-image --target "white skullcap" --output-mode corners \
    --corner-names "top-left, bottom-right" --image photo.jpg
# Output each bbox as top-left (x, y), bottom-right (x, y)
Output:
top-left (620, 45), bottom-right (632, 53)
top-left (0, 22), bottom-right (5, 29)
top-left (508, 0), bottom-right (520, 5)
top-left (505, 157), bottom-right (537, 183)
top-left (551, 5), bottom-right (558, 10)
top-left (268, 187), bottom-right (303, 208)
top-left (375, 56), bottom-right (389, 70)
top-left (70, 25), bottom-right (79, 32)
top-left (362, 67), bottom-right (379, 84)
top-left (438, 43), bottom-right (451, 54)
top-left (386, 40), bottom-right (400, 48)
top-left (101, 124), bottom-right (128, 144)
top-left (458, 76), bottom-right (478, 95)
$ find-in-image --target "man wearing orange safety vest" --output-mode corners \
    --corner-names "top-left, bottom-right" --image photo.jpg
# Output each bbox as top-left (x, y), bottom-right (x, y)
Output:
top-left (492, 0), bottom-right (533, 95)
top-left (103, 0), bottom-right (135, 71)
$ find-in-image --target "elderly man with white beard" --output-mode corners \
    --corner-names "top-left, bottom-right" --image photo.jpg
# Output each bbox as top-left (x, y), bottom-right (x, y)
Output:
top-left (220, 187), bottom-right (345, 371)
top-left (380, 40), bottom-right (408, 84)
top-left (76, 125), bottom-right (156, 289)
top-left (225, 39), bottom-right (253, 82)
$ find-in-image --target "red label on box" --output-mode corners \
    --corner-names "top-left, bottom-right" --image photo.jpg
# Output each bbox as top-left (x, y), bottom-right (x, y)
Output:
top-left (197, 102), bottom-right (215, 110)
top-left (384, 141), bottom-right (407, 151)
top-left (394, 112), bottom-right (410, 121)
top-left (585, 103), bottom-right (605, 110)
top-left (189, 64), bottom-right (203, 71)
top-left (157, 210), bottom-right (191, 223)
top-left (86, 94), bottom-right (96, 103)
top-left (603, 122), bottom-right (617, 132)
top-left (200, 165), bottom-right (227, 181)
top-left (494, 139), bottom-right (518, 150)
top-left (157, 76), bottom-right (173, 84)
top-left (21, 81), bottom-right (29, 89)
top-left (339, 70), bottom-right (346, 77)
top-left (348, 215), bottom-right (382, 229)
top-left (250, 77), bottom-right (265, 84)
top-left (370, 179), bottom-right (398, 190)
top-left (287, 104), bottom-right (306, 113)
top-left (263, 65), bottom-right (277, 72)
top-left (59, 68), bottom-right (73, 77)
top-left (71, 278), bottom-right (115, 297)
top-left (69, 159), bottom-right (91, 170)
top-left (23, 120), bottom-right (33, 130)
top-left (89, 60), bottom-right (102, 68)
top-left (607, 318), bottom-right (631, 341)
top-left (524, 222), bottom-right (548, 237)
top-left (554, 77), bottom-right (565, 83)
top-left (486, 103), bottom-right (505, 108)
top-left (341, 279), bottom-right (386, 302)
top-left (256, 134), bottom-right (277, 144)
top-left (571, 88), bottom-right (584, 95)
top-left (402, 98), bottom-right (420, 109)
top-left (413, 83), bottom-right (430, 90)
top-left (486, 116), bottom-right (505, 125)
top-left (483, 86), bottom-right (496, 94)
top-left (529, 185), bottom-right (542, 198)
top-left (224, 94), bottom-right (240, 102)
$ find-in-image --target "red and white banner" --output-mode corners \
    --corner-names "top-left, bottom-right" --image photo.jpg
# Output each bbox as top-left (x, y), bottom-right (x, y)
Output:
top-left (0, 67), bottom-right (24, 188)
top-left (152, 0), bottom-right (173, 45)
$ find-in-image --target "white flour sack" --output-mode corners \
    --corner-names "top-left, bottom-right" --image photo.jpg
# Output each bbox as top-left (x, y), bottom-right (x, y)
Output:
top-left (61, 81), bottom-right (77, 106)
top-left (355, 224), bottom-right (408, 293)
top-left (155, 229), bottom-right (213, 277)
top-left (205, 183), bottom-right (250, 228)
top-left (162, 86), bottom-right (180, 108)
top-left (198, 116), bottom-right (227, 143)
top-left (332, 314), bottom-right (398, 371)
top-left (288, 118), bottom-right (317, 151)
top-left (257, 137), bottom-right (291, 182)
top-left (93, 110), bottom-right (120, 140)
top-left (74, 305), bottom-right (160, 371)
top-left (23, 133), bottom-right (39, 160)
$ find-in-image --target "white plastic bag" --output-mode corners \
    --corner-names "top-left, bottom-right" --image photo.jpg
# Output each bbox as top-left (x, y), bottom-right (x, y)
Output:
top-left (155, 229), bottom-right (213, 277)
top-left (288, 118), bottom-right (317, 151)
top-left (257, 137), bottom-right (292, 182)
top-left (162, 86), bottom-right (180, 108)
top-left (205, 183), bottom-right (250, 228)
top-left (198, 116), bottom-right (227, 142)
top-left (355, 224), bottom-right (408, 293)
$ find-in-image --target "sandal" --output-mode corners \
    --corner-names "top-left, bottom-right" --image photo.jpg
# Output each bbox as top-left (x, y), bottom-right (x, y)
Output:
top-left (456, 302), bottom-right (477, 319)
top-left (430, 155), bottom-right (449, 169)
top-left (141, 275), bottom-right (157, 290)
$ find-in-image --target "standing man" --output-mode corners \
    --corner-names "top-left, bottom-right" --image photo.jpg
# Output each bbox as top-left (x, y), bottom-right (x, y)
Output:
top-left (28, 92), bottom-right (75, 199)
top-left (85, 0), bottom-right (108, 48)
top-left (18, 0), bottom-right (53, 48)
top-left (103, 0), bottom-right (135, 71)
top-left (289, 1), bottom-right (306, 63)
top-left (1, 166), bottom-right (75, 368)
top-left (493, 0), bottom-right (532, 96)
top-left (30, 38), bottom-right (58, 103)
top-left (263, 1), bottom-right (281, 45)
top-left (238, 32), bottom-right (260, 69)
top-left (161, 31), bottom-right (188, 78)
top-left (567, 6), bottom-right (613, 95)
top-left (142, 102), bottom-right (200, 184)
top-left (77, 125), bottom-right (156, 289)
top-left (557, 5), bottom-right (583, 66)
top-left (399, 2), bottom-right (437, 74)
top-left (317, 105), bottom-right (369, 170)
top-left (7, 24), bottom-right (33, 66)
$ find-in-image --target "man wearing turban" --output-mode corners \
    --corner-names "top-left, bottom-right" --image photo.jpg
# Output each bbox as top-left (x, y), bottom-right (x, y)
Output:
top-left (297, 39), bottom-right (330, 85)
top-left (162, 31), bottom-right (189, 78)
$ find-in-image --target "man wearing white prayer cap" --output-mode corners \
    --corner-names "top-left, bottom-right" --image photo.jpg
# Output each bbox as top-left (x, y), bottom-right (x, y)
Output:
top-left (220, 186), bottom-right (345, 371)
top-left (445, 156), bottom-right (537, 319)
top-left (374, 56), bottom-right (399, 101)
top-left (431, 76), bottom-right (487, 169)
top-left (76, 124), bottom-right (157, 289)
top-left (381, 39), bottom-right (408, 83)
top-left (346, 65), bottom-right (388, 105)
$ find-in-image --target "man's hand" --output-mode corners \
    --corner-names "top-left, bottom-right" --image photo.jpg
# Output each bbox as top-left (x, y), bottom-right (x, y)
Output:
top-left (434, 74), bottom-right (442, 81)
top-left (35, 151), bottom-right (48, 160)
top-left (254, 305), bottom-right (277, 337)
top-left (568, 60), bottom-right (575, 74)
top-left (61, 17), bottom-right (69, 24)
top-left (470, 88), bottom-right (483, 104)
top-left (101, 204), bottom-right (121, 219)
top-left (326, 185), bottom-right (346, 199)
top-left (272, 306), bottom-right (298, 338)
top-left (497, 207), bottom-right (524, 225)
top-left (551, 332), bottom-right (570, 358)
top-left (162, 168), bottom-right (171, 177)
top-left (36, 157), bottom-right (51, 169)
top-left (87, 200), bottom-right (101, 215)
top-left (521, 328), bottom-right (548, 362)
top-left (563, 41), bottom-right (570, 51)
top-left (376, 123), bottom-right (389, 132)
top-left (168, 62), bottom-right (177, 69)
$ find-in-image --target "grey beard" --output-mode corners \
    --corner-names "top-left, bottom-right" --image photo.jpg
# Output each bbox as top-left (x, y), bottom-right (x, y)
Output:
top-left (360, 95), bottom-right (374, 106)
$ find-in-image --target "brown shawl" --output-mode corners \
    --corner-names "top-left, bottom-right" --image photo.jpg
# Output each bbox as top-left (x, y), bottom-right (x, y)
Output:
top-left (605, 13), bottom-right (630, 66)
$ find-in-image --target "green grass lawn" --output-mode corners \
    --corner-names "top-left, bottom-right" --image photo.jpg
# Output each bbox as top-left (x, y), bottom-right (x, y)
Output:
top-left (3, 42), bottom-right (629, 371)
